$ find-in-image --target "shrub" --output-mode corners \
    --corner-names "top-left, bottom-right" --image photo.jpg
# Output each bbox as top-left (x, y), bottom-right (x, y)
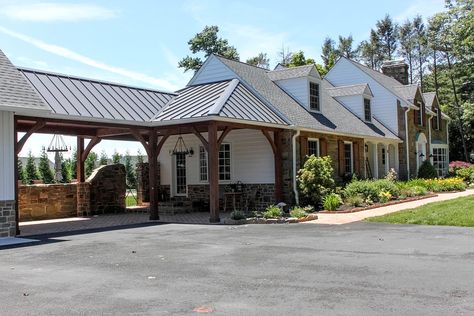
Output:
top-left (378, 191), bottom-right (392, 203)
top-left (323, 193), bottom-right (342, 211)
top-left (398, 184), bottom-right (428, 198)
top-left (384, 168), bottom-right (398, 182)
top-left (405, 178), bottom-right (466, 192)
top-left (343, 179), bottom-right (399, 202)
top-left (455, 166), bottom-right (474, 184)
top-left (289, 207), bottom-right (308, 218)
top-left (345, 194), bottom-right (364, 207)
top-left (263, 205), bottom-right (282, 219)
top-left (297, 156), bottom-right (335, 206)
top-left (449, 161), bottom-right (472, 174)
top-left (230, 210), bottom-right (246, 220)
top-left (417, 160), bottom-right (438, 179)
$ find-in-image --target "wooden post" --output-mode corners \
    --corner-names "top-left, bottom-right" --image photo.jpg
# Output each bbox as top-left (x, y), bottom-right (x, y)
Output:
top-left (208, 122), bottom-right (220, 223)
top-left (14, 119), bottom-right (20, 235)
top-left (274, 130), bottom-right (283, 202)
top-left (148, 130), bottom-right (159, 220)
top-left (77, 136), bottom-right (85, 183)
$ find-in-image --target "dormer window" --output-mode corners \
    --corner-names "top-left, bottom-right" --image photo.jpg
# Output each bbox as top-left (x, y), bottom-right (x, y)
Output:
top-left (309, 82), bottom-right (320, 111)
top-left (364, 98), bottom-right (371, 122)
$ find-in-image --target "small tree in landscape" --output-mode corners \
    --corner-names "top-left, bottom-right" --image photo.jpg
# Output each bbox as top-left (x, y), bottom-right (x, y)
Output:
top-left (99, 150), bottom-right (108, 165)
top-left (25, 151), bottom-right (39, 184)
top-left (297, 156), bottom-right (336, 207)
top-left (112, 151), bottom-right (122, 164)
top-left (124, 151), bottom-right (137, 189)
top-left (17, 159), bottom-right (25, 183)
top-left (418, 160), bottom-right (438, 179)
top-left (38, 148), bottom-right (55, 184)
top-left (61, 157), bottom-right (72, 183)
top-left (85, 151), bottom-right (98, 178)
top-left (137, 149), bottom-right (144, 164)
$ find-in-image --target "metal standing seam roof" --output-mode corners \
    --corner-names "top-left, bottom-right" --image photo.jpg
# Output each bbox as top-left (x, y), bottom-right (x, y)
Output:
top-left (214, 55), bottom-right (400, 140)
top-left (154, 79), bottom-right (289, 125)
top-left (18, 68), bottom-right (176, 122)
top-left (326, 84), bottom-right (373, 97)
top-left (0, 50), bottom-right (49, 112)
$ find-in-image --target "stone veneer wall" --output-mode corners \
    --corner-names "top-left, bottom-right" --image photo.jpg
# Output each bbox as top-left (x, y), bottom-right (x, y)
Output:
top-left (0, 200), bottom-right (15, 237)
top-left (19, 184), bottom-right (77, 221)
top-left (87, 164), bottom-right (126, 214)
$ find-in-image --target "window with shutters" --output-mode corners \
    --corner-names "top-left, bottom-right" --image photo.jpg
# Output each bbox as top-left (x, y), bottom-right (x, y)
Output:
top-left (343, 142), bottom-right (353, 174)
top-left (307, 138), bottom-right (320, 156)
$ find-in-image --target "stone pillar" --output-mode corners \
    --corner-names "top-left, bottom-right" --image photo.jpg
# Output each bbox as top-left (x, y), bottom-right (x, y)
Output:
top-left (0, 200), bottom-right (16, 237)
top-left (76, 182), bottom-right (91, 217)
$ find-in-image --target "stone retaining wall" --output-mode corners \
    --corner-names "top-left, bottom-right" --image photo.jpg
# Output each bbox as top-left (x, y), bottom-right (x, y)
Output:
top-left (0, 200), bottom-right (16, 237)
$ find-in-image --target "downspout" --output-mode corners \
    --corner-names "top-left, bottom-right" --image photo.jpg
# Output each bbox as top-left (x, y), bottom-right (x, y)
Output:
top-left (292, 129), bottom-right (301, 205)
top-left (404, 107), bottom-right (411, 179)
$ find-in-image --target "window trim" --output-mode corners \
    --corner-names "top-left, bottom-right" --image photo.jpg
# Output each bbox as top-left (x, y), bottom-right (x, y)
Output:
top-left (363, 98), bottom-right (372, 122)
top-left (307, 138), bottom-right (320, 157)
top-left (198, 143), bottom-right (232, 183)
top-left (343, 141), bottom-right (354, 174)
top-left (198, 146), bottom-right (208, 182)
top-left (218, 143), bottom-right (232, 182)
top-left (432, 145), bottom-right (449, 177)
top-left (308, 80), bottom-right (321, 112)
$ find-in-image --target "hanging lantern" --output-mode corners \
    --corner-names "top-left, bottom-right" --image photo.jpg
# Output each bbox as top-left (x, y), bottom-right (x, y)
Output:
top-left (171, 135), bottom-right (193, 156)
top-left (47, 134), bottom-right (69, 152)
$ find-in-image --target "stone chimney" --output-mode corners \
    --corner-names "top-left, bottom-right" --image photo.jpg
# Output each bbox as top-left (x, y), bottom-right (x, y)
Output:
top-left (381, 60), bottom-right (409, 85)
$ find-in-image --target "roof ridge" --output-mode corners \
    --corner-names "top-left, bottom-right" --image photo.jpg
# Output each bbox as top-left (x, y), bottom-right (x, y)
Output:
top-left (208, 79), bottom-right (240, 115)
top-left (17, 66), bottom-right (177, 96)
top-left (269, 64), bottom-right (314, 72)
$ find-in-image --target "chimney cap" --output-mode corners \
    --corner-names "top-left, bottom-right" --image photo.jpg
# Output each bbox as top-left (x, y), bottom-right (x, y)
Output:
top-left (381, 59), bottom-right (408, 68)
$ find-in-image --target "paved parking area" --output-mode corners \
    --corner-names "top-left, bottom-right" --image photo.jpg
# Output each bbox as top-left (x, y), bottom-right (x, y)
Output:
top-left (2, 221), bottom-right (474, 315)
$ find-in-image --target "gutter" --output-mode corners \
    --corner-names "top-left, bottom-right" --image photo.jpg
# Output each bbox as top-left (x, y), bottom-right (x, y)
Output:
top-left (292, 129), bottom-right (301, 205)
top-left (404, 107), bottom-right (411, 179)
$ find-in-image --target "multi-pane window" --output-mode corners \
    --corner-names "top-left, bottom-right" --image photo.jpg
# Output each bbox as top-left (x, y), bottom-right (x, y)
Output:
top-left (382, 148), bottom-right (386, 165)
top-left (199, 146), bottom-right (208, 181)
top-left (364, 98), bottom-right (372, 121)
top-left (432, 147), bottom-right (448, 177)
top-left (219, 143), bottom-right (231, 181)
top-left (309, 82), bottom-right (320, 111)
top-left (308, 139), bottom-right (319, 156)
top-left (175, 153), bottom-right (187, 195)
top-left (199, 144), bottom-right (232, 181)
top-left (344, 142), bottom-right (353, 174)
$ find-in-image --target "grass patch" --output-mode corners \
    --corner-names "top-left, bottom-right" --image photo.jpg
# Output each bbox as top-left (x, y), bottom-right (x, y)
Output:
top-left (366, 195), bottom-right (474, 227)
top-left (126, 195), bottom-right (137, 207)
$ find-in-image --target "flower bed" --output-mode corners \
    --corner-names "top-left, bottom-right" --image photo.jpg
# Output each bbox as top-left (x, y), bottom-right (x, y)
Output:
top-left (223, 206), bottom-right (318, 225)
top-left (222, 213), bottom-right (318, 225)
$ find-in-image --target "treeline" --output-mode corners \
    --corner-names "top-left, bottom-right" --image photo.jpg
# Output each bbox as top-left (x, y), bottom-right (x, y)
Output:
top-left (18, 148), bottom-right (145, 189)
top-left (179, 0), bottom-right (473, 162)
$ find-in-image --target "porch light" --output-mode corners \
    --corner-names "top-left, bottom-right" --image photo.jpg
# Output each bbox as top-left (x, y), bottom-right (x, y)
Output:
top-left (419, 153), bottom-right (425, 158)
top-left (171, 135), bottom-right (193, 156)
top-left (47, 134), bottom-right (69, 152)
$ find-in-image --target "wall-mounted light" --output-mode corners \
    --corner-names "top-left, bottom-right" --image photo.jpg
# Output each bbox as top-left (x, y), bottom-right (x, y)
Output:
top-left (419, 153), bottom-right (425, 158)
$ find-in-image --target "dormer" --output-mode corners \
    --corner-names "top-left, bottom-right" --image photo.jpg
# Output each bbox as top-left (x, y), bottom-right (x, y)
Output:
top-left (327, 84), bottom-right (374, 122)
top-left (267, 64), bottom-right (322, 112)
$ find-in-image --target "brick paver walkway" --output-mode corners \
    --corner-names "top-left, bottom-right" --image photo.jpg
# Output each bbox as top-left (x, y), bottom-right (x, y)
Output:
top-left (20, 212), bottom-right (230, 236)
top-left (311, 189), bottom-right (474, 225)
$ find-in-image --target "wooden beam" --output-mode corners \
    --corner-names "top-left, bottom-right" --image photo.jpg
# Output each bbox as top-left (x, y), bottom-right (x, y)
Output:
top-left (96, 128), bottom-right (131, 138)
top-left (208, 122), bottom-right (220, 223)
top-left (193, 126), bottom-right (209, 152)
top-left (81, 137), bottom-right (101, 162)
top-left (77, 137), bottom-right (85, 183)
top-left (16, 119), bottom-right (45, 154)
top-left (130, 129), bottom-right (150, 157)
top-left (157, 132), bottom-right (170, 155)
top-left (217, 126), bottom-right (232, 146)
top-left (148, 130), bottom-right (159, 220)
top-left (261, 129), bottom-right (277, 154)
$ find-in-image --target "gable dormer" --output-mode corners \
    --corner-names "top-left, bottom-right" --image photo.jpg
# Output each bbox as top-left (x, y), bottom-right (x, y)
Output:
top-left (327, 84), bottom-right (374, 122)
top-left (268, 64), bottom-right (322, 112)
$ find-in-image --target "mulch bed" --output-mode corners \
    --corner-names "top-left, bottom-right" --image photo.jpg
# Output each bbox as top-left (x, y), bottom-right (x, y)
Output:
top-left (319, 193), bottom-right (438, 214)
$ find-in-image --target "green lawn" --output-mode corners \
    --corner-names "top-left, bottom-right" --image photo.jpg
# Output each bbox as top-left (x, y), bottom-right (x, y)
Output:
top-left (126, 195), bottom-right (137, 207)
top-left (366, 195), bottom-right (474, 227)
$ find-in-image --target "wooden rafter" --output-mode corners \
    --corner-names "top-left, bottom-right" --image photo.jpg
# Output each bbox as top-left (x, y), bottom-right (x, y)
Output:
top-left (130, 129), bottom-right (150, 157)
top-left (16, 119), bottom-right (46, 154)
top-left (156, 132), bottom-right (170, 154)
top-left (217, 126), bottom-right (232, 146)
top-left (192, 126), bottom-right (209, 152)
top-left (261, 129), bottom-right (277, 154)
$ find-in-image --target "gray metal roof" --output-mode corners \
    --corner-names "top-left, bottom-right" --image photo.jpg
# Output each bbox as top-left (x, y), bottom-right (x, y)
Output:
top-left (0, 49), bottom-right (49, 112)
top-left (19, 68), bottom-right (175, 122)
top-left (326, 84), bottom-right (373, 97)
top-left (267, 64), bottom-right (318, 81)
top-left (215, 55), bottom-right (399, 140)
top-left (154, 79), bottom-right (288, 125)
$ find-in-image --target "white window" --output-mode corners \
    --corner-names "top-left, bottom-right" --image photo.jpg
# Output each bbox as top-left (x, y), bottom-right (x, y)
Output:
top-left (308, 138), bottom-right (320, 156)
top-left (309, 82), bottom-right (320, 111)
top-left (199, 144), bottom-right (232, 182)
top-left (364, 98), bottom-right (371, 122)
top-left (432, 147), bottom-right (448, 177)
top-left (199, 146), bottom-right (207, 182)
top-left (344, 142), bottom-right (353, 174)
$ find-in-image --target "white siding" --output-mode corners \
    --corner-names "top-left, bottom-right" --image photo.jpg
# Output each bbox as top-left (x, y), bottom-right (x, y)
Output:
top-left (158, 129), bottom-right (274, 195)
top-left (274, 77), bottom-right (309, 107)
top-left (335, 95), bottom-right (364, 119)
top-left (191, 56), bottom-right (237, 85)
top-left (326, 58), bottom-right (399, 133)
top-left (0, 111), bottom-right (15, 200)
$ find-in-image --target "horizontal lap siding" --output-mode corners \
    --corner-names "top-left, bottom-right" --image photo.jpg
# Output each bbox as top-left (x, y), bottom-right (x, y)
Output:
top-left (274, 77), bottom-right (308, 107)
top-left (326, 59), bottom-right (399, 134)
top-left (158, 129), bottom-right (274, 188)
top-left (0, 111), bottom-right (14, 200)
top-left (335, 95), bottom-right (364, 119)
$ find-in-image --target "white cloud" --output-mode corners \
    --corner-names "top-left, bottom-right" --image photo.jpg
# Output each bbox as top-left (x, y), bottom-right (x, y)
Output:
top-left (0, 26), bottom-right (179, 91)
top-left (1, 2), bottom-right (117, 22)
top-left (395, 0), bottom-right (446, 22)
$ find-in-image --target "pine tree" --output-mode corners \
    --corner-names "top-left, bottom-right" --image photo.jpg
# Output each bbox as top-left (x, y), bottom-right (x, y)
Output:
top-left (38, 148), bottom-right (55, 184)
top-left (70, 147), bottom-right (77, 179)
top-left (246, 53), bottom-right (270, 69)
top-left (112, 151), bottom-right (122, 164)
top-left (61, 158), bottom-right (72, 183)
top-left (336, 35), bottom-right (357, 59)
top-left (399, 19), bottom-right (416, 83)
top-left (25, 151), bottom-right (39, 184)
top-left (124, 151), bottom-right (137, 189)
top-left (99, 150), bottom-right (108, 165)
top-left (376, 14), bottom-right (399, 60)
top-left (413, 15), bottom-right (428, 90)
top-left (17, 159), bottom-right (25, 183)
top-left (85, 151), bottom-right (98, 178)
top-left (358, 30), bottom-right (383, 69)
top-left (137, 149), bottom-right (144, 164)
top-left (321, 37), bottom-right (336, 71)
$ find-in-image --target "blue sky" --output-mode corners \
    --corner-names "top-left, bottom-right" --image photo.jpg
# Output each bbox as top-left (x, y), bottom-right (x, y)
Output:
top-left (0, 0), bottom-right (446, 159)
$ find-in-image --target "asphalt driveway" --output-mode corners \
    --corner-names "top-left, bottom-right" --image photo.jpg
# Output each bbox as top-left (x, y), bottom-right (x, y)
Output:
top-left (1, 222), bottom-right (474, 315)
